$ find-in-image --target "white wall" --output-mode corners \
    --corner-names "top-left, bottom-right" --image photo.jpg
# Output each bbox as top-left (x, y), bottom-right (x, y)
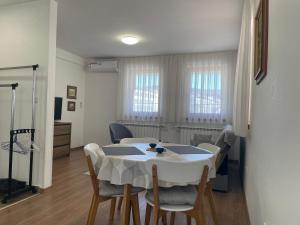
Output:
top-left (55, 48), bottom-right (86, 148)
top-left (84, 72), bottom-right (118, 146)
top-left (245, 0), bottom-right (300, 224)
top-left (0, 0), bottom-right (57, 188)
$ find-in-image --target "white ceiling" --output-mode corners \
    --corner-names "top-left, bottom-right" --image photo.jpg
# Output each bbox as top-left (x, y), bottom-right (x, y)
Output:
top-left (3, 0), bottom-right (244, 58)
top-left (56, 0), bottom-right (243, 58)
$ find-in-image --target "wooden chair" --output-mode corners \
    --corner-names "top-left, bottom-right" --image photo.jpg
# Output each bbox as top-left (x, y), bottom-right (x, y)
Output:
top-left (145, 162), bottom-right (210, 225)
top-left (145, 155), bottom-right (219, 225)
top-left (197, 143), bottom-right (221, 171)
top-left (84, 143), bottom-right (142, 225)
top-left (116, 137), bottom-right (160, 211)
top-left (198, 143), bottom-right (221, 225)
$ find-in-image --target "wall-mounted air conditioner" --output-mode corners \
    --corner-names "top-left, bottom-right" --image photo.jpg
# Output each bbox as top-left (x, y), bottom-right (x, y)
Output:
top-left (87, 60), bottom-right (118, 73)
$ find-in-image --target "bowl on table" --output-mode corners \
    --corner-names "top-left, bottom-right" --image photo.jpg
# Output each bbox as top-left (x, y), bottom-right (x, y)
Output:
top-left (149, 143), bottom-right (157, 149)
top-left (156, 147), bottom-right (165, 154)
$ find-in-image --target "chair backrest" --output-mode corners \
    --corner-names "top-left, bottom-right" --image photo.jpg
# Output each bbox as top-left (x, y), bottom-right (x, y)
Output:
top-left (151, 162), bottom-right (209, 209)
top-left (120, 137), bottom-right (159, 144)
top-left (84, 143), bottom-right (102, 194)
top-left (147, 158), bottom-right (211, 184)
top-left (109, 123), bottom-right (133, 144)
top-left (84, 143), bottom-right (100, 165)
top-left (197, 143), bottom-right (221, 168)
top-left (197, 143), bottom-right (220, 155)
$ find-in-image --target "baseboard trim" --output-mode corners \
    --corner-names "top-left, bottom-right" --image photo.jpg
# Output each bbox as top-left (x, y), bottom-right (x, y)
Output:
top-left (71, 146), bottom-right (83, 151)
top-left (242, 188), bottom-right (252, 225)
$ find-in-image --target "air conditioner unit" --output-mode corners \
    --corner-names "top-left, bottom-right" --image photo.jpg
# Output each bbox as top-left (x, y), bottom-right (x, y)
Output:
top-left (87, 60), bottom-right (118, 73)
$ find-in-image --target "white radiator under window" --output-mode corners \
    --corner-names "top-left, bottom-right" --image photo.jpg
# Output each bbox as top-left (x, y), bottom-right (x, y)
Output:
top-left (121, 122), bottom-right (162, 140)
top-left (121, 122), bottom-right (223, 145)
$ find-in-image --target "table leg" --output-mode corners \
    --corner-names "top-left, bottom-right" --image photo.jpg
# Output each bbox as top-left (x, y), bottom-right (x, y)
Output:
top-left (121, 184), bottom-right (132, 225)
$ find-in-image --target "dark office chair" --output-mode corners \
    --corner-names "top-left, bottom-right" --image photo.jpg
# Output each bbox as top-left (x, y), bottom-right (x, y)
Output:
top-left (109, 123), bottom-right (133, 144)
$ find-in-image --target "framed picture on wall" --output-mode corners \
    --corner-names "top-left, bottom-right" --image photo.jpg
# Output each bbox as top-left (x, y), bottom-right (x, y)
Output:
top-left (67, 85), bottom-right (77, 99)
top-left (67, 101), bottom-right (76, 111)
top-left (254, 0), bottom-right (269, 85)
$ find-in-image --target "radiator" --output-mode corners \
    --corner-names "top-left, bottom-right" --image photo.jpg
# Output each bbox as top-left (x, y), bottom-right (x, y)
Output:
top-left (121, 122), bottom-right (162, 140)
top-left (120, 122), bottom-right (223, 145)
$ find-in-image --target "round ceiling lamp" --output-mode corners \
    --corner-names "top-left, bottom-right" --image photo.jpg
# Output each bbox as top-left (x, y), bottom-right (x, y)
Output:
top-left (121, 36), bottom-right (139, 45)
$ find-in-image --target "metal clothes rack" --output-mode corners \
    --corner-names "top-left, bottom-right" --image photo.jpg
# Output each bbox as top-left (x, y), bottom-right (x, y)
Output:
top-left (0, 64), bottom-right (39, 203)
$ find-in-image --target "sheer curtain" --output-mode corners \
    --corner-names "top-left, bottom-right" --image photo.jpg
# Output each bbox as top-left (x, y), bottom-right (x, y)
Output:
top-left (176, 52), bottom-right (237, 126)
top-left (117, 52), bottom-right (237, 126)
top-left (233, 0), bottom-right (252, 137)
top-left (117, 56), bottom-right (176, 122)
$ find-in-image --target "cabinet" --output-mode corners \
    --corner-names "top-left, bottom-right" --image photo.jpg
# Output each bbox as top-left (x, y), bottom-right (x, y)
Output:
top-left (53, 122), bottom-right (71, 159)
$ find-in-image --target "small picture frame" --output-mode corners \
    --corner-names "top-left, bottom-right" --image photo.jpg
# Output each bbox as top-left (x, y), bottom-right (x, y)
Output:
top-left (254, 0), bottom-right (269, 85)
top-left (67, 85), bottom-right (77, 99)
top-left (67, 101), bottom-right (76, 111)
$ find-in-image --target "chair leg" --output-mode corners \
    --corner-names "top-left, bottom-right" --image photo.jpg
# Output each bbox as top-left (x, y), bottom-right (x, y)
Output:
top-left (131, 194), bottom-right (141, 225)
top-left (186, 215), bottom-right (192, 225)
top-left (121, 184), bottom-right (132, 225)
top-left (194, 215), bottom-right (201, 225)
top-left (162, 212), bottom-right (167, 225)
top-left (109, 198), bottom-right (117, 223)
top-left (144, 204), bottom-right (152, 225)
top-left (206, 184), bottom-right (219, 225)
top-left (118, 197), bottom-right (123, 210)
top-left (87, 194), bottom-right (99, 225)
top-left (87, 195), bottom-right (95, 225)
top-left (170, 212), bottom-right (176, 225)
top-left (199, 205), bottom-right (206, 225)
top-left (153, 207), bottom-right (160, 225)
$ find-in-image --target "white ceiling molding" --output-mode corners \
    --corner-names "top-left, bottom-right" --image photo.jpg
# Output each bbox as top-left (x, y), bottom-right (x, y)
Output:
top-left (0, 0), bottom-right (35, 7)
top-left (56, 48), bottom-right (86, 66)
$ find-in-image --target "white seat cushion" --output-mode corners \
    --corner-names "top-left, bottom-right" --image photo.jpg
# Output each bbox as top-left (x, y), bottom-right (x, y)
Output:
top-left (146, 200), bottom-right (194, 212)
top-left (99, 181), bottom-right (144, 197)
top-left (145, 185), bottom-right (197, 206)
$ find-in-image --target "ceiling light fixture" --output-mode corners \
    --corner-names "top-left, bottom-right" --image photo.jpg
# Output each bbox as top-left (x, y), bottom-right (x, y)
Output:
top-left (121, 36), bottom-right (139, 45)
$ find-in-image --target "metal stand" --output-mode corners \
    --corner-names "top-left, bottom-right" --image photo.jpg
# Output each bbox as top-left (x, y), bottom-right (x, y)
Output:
top-left (0, 65), bottom-right (39, 204)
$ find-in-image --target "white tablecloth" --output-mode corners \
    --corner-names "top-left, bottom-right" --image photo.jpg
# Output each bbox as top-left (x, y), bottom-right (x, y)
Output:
top-left (97, 143), bottom-right (216, 189)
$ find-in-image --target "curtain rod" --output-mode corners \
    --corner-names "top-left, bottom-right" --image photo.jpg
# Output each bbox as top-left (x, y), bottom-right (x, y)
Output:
top-left (0, 64), bottom-right (39, 71)
top-left (0, 83), bottom-right (18, 88)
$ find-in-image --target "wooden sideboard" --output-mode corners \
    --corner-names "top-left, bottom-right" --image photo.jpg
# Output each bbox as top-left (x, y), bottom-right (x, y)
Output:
top-left (53, 122), bottom-right (72, 159)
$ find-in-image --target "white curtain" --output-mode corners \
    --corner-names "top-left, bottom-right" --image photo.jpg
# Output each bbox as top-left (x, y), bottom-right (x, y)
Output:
top-left (117, 52), bottom-right (237, 126)
top-left (117, 56), bottom-right (177, 122)
top-left (233, 0), bottom-right (252, 137)
top-left (176, 52), bottom-right (237, 126)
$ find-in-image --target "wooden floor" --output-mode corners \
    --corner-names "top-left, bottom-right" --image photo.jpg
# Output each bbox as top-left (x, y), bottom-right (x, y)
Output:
top-left (0, 149), bottom-right (251, 225)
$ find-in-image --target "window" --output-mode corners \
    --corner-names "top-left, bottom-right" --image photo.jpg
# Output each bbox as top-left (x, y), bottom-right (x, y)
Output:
top-left (119, 53), bottom-right (235, 123)
top-left (118, 57), bottom-right (163, 122)
top-left (189, 72), bottom-right (222, 115)
top-left (133, 74), bottom-right (160, 113)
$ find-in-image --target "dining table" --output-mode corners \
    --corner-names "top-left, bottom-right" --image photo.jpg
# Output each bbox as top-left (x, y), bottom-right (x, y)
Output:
top-left (96, 142), bottom-right (218, 225)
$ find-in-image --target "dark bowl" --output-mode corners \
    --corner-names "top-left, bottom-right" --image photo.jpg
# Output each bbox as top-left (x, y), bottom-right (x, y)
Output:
top-left (156, 147), bottom-right (165, 154)
top-left (149, 143), bottom-right (157, 148)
